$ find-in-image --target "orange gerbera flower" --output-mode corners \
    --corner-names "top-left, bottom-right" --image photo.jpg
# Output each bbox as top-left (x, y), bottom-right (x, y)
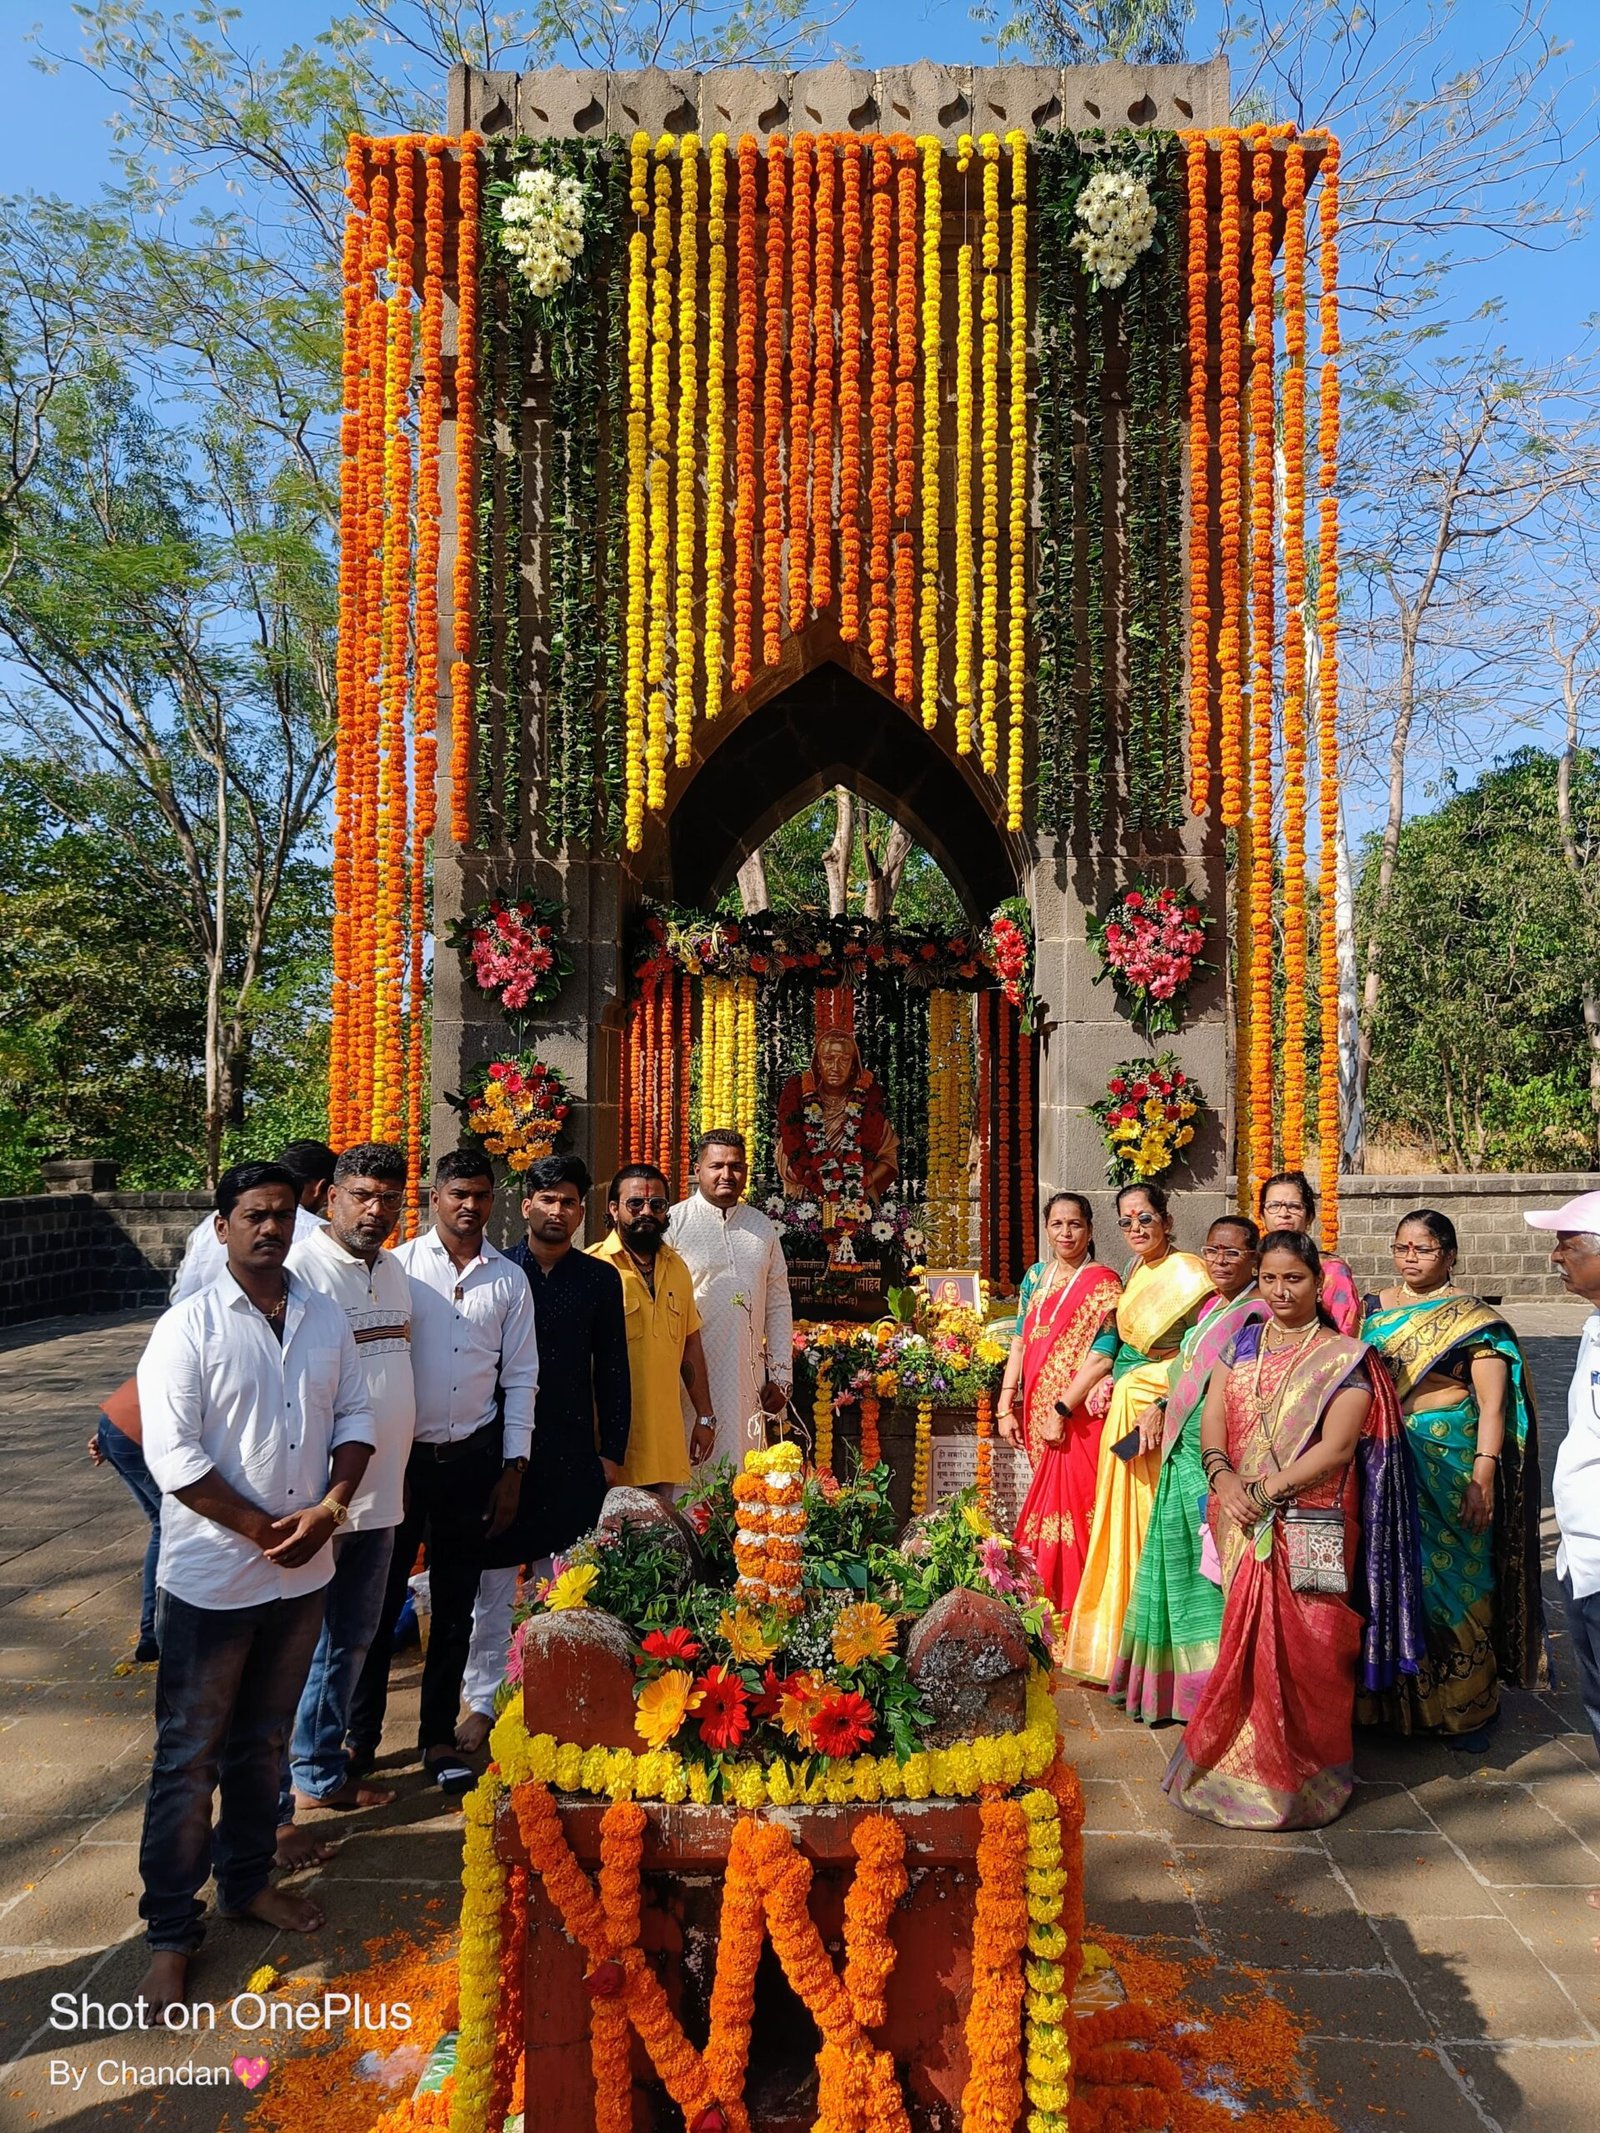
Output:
top-left (635, 1667), bottom-right (702, 1749)
top-left (831, 1601), bottom-right (897, 1667)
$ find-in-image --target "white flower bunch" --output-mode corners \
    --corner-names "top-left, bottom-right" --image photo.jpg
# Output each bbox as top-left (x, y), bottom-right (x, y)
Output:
top-left (498, 168), bottom-right (587, 298)
top-left (1069, 169), bottom-right (1158, 291)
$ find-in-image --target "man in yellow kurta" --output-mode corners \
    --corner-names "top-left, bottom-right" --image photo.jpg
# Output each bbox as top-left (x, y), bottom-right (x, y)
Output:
top-left (588, 1163), bottom-right (719, 1500)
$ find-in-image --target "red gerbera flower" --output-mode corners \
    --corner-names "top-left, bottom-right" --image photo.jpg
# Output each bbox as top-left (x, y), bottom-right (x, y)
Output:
top-left (806, 1689), bottom-right (876, 1759)
top-left (695, 1665), bottom-right (752, 1753)
top-left (641, 1627), bottom-right (701, 1665)
top-left (752, 1662), bottom-right (804, 1722)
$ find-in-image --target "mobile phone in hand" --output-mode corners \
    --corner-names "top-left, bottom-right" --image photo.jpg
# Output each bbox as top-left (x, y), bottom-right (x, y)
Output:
top-left (1109, 1426), bottom-right (1143, 1462)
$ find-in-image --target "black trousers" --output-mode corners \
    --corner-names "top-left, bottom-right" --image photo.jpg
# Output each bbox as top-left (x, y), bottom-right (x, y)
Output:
top-left (347, 1427), bottom-right (499, 1760)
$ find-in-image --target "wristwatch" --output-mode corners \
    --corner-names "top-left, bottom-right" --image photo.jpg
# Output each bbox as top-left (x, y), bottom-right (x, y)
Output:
top-left (694, 1415), bottom-right (716, 1434)
top-left (320, 1496), bottom-right (350, 1527)
top-left (502, 1455), bottom-right (529, 1474)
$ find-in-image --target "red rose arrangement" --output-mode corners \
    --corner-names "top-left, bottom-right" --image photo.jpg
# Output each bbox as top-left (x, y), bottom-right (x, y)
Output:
top-left (449, 894), bottom-right (572, 1018)
top-left (1091, 1052), bottom-right (1204, 1188)
top-left (983, 896), bottom-right (1034, 1029)
top-left (450, 1052), bottom-right (571, 1171)
top-left (1088, 879), bottom-right (1212, 1036)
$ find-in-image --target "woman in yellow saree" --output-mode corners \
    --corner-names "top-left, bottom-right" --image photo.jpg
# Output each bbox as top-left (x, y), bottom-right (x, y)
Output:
top-left (1059, 1182), bottom-right (1213, 1684)
top-left (1360, 1209), bottom-right (1543, 1744)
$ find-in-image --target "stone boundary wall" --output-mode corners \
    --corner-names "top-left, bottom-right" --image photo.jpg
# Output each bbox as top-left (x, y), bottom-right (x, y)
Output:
top-left (0, 1173), bottom-right (1588, 1325)
top-left (0, 1191), bottom-right (208, 1328)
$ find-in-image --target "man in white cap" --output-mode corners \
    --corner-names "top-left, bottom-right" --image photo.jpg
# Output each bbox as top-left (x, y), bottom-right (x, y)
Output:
top-left (1524, 1188), bottom-right (1600, 1816)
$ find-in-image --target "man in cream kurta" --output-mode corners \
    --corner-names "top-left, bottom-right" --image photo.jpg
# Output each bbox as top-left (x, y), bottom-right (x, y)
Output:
top-left (668, 1130), bottom-right (794, 1469)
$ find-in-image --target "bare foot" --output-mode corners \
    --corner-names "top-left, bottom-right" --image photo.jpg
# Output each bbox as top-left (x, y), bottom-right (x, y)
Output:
top-left (135, 1950), bottom-right (189, 2024)
top-left (1587, 1889), bottom-right (1600, 1911)
top-left (224, 1885), bottom-right (325, 1934)
top-left (273, 1823), bottom-right (338, 1872)
top-left (296, 1778), bottom-right (395, 1813)
top-left (455, 1711), bottom-right (492, 1756)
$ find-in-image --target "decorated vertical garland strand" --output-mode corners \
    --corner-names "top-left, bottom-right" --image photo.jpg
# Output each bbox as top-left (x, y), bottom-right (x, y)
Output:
top-left (703, 134), bottom-right (729, 725)
top-left (867, 135), bottom-right (894, 679)
top-left (810, 135), bottom-right (837, 613)
top-left (1005, 130), bottom-right (1028, 831)
top-left (978, 134), bottom-right (1002, 777)
top-left (919, 135), bottom-right (942, 727)
top-left (762, 136), bottom-right (788, 668)
top-left (1215, 132), bottom-right (1246, 829)
top-left (1184, 131), bottom-right (1213, 816)
top-left (1316, 139), bottom-right (1344, 1245)
top-left (954, 136), bottom-right (976, 755)
top-left (673, 133), bottom-right (699, 765)
top-left (838, 138), bottom-right (864, 641)
top-left (892, 134), bottom-right (919, 707)
top-left (1278, 141), bottom-right (1311, 1167)
top-left (448, 136), bottom-right (481, 848)
top-left (355, 145), bottom-right (389, 1137)
top-left (788, 134), bottom-right (814, 633)
top-left (731, 135), bottom-right (759, 696)
top-left (645, 141), bottom-right (674, 810)
top-left (1247, 131), bottom-right (1278, 1198)
top-left (330, 137), bottom-right (366, 1146)
top-left (624, 134), bottom-right (651, 851)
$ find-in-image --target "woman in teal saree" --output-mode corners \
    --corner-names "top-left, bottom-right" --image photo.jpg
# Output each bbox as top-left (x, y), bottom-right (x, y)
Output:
top-left (1110, 1215), bottom-right (1263, 1725)
top-left (1361, 1209), bottom-right (1543, 1740)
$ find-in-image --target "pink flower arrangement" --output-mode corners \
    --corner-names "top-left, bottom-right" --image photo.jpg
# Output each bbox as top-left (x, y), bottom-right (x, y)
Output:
top-left (449, 894), bottom-right (572, 1018)
top-left (1088, 880), bottom-right (1212, 1036)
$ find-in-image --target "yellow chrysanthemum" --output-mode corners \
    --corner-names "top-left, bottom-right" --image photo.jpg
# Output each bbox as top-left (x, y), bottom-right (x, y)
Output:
top-left (718, 1604), bottom-right (778, 1665)
top-left (543, 1563), bottom-right (599, 1611)
top-left (634, 1667), bottom-right (702, 1750)
top-left (962, 1502), bottom-right (996, 1538)
top-left (831, 1601), bottom-right (898, 1667)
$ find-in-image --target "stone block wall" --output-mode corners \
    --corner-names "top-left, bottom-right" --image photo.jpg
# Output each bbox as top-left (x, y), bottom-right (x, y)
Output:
top-left (0, 1191), bottom-right (209, 1328)
top-left (1331, 1176), bottom-right (1593, 1301)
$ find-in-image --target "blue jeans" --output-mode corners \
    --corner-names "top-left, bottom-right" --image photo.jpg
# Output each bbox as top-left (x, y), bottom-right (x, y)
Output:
top-left (1562, 1576), bottom-right (1600, 1760)
top-left (97, 1413), bottom-right (162, 1646)
top-left (138, 1585), bottom-right (326, 1953)
top-left (278, 1525), bottom-right (395, 1822)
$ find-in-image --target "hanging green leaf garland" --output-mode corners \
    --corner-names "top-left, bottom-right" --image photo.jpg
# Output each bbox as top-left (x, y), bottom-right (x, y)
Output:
top-left (1033, 130), bottom-right (1187, 840)
top-left (474, 135), bottom-right (627, 852)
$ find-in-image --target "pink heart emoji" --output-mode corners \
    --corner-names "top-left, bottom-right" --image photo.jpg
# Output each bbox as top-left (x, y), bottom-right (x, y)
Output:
top-left (232, 2057), bottom-right (269, 2090)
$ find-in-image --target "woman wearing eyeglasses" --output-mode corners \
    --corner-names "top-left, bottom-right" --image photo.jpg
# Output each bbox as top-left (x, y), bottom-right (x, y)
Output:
top-left (1258, 1171), bottom-right (1361, 1334)
top-left (1359, 1209), bottom-right (1543, 1745)
top-left (1058, 1182), bottom-right (1214, 1685)
top-left (1110, 1214), bottom-right (1265, 1725)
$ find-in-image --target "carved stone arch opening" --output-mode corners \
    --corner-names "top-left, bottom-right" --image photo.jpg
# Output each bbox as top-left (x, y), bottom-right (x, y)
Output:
top-left (658, 661), bottom-right (1022, 920)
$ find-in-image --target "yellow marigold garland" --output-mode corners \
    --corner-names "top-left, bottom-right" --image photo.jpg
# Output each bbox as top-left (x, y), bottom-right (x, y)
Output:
top-left (452, 1779), bottom-right (505, 2133)
top-left (1316, 138), bottom-right (1343, 1246)
top-left (919, 135), bottom-right (942, 728)
top-left (735, 975), bottom-right (758, 1152)
top-left (624, 133), bottom-right (651, 850)
top-left (646, 138), bottom-right (675, 811)
top-left (913, 1394), bottom-right (934, 1513)
top-left (703, 134), bottom-right (729, 723)
top-left (1005, 129), bottom-right (1028, 832)
top-left (1021, 1787), bottom-right (1072, 2126)
top-left (762, 135), bottom-right (788, 667)
top-left (813, 1359), bottom-right (834, 1478)
top-left (892, 134), bottom-right (919, 707)
top-left (674, 133), bottom-right (700, 765)
top-left (1279, 141), bottom-right (1311, 1166)
top-left (1215, 132), bottom-right (1245, 827)
top-left (954, 139), bottom-right (976, 754)
top-left (447, 133), bottom-right (481, 849)
top-left (978, 134), bottom-right (1002, 777)
top-left (732, 135), bottom-right (759, 695)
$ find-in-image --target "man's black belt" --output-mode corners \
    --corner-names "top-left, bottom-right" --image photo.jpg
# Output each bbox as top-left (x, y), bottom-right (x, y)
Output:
top-left (413, 1419), bottom-right (500, 1466)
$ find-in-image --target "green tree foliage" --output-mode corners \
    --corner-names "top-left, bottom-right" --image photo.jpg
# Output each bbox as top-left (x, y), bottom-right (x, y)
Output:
top-left (977, 0), bottom-right (1192, 64)
top-left (0, 757), bottom-right (330, 1193)
top-left (1359, 747), bottom-right (1600, 1171)
top-left (727, 800), bottom-right (965, 928)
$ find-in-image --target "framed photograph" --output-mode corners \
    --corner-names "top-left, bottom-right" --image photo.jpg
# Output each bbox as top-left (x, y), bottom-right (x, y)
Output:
top-left (921, 1268), bottom-right (983, 1313)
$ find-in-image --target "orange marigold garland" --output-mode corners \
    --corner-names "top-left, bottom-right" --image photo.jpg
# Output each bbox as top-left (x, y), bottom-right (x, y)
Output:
top-left (646, 140), bottom-right (675, 810)
top-left (674, 133), bottom-right (700, 765)
top-left (810, 134), bottom-right (837, 613)
top-left (954, 138), bottom-right (976, 754)
top-left (867, 134), bottom-right (894, 679)
top-left (788, 133), bottom-right (814, 632)
top-left (732, 135), bottom-right (760, 694)
top-left (624, 133), bottom-right (651, 850)
top-left (1215, 132), bottom-right (1245, 828)
top-left (1184, 131), bottom-right (1213, 815)
top-left (331, 136), bottom-right (367, 1145)
top-left (1279, 141), bottom-right (1311, 1167)
top-left (918, 134), bottom-right (942, 728)
top-left (487, 1863), bottom-right (528, 2130)
top-left (842, 1813), bottom-right (908, 2030)
top-left (978, 134), bottom-right (1001, 779)
top-left (407, 136), bottom-right (446, 1230)
top-left (892, 134), bottom-right (919, 707)
top-left (975, 1386), bottom-right (995, 1508)
top-left (1316, 136), bottom-right (1344, 1245)
top-left (448, 133), bottom-right (481, 847)
top-left (703, 133), bottom-right (730, 724)
top-left (762, 135), bottom-right (788, 668)
top-left (702, 1816), bottom-right (763, 2132)
top-left (1247, 130), bottom-right (1278, 1197)
top-left (960, 1798), bottom-right (1030, 2133)
top-left (838, 138), bottom-right (865, 641)
top-left (373, 136), bottom-right (414, 1144)
top-left (356, 144), bottom-right (390, 1136)
top-left (858, 1391), bottom-right (881, 1470)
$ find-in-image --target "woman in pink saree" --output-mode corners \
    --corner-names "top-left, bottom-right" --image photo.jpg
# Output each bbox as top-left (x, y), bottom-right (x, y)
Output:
top-left (999, 1194), bottom-right (1122, 1621)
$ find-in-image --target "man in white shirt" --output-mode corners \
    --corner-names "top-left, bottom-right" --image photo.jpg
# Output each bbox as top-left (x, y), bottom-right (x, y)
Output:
top-left (135, 1161), bottom-right (375, 2018)
top-left (275, 1142), bottom-right (416, 1867)
top-left (170, 1139), bottom-right (336, 1302)
top-left (1526, 1190), bottom-right (1600, 1824)
top-left (668, 1129), bottom-right (793, 1468)
top-left (347, 1148), bottom-right (539, 1796)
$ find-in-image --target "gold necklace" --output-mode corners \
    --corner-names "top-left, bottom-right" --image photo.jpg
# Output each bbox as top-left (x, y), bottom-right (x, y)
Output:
top-left (1249, 1318), bottom-right (1321, 1412)
top-left (1400, 1281), bottom-right (1457, 1303)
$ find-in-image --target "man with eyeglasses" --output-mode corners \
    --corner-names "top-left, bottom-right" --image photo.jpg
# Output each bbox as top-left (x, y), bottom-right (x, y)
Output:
top-left (1525, 1189), bottom-right (1600, 1791)
top-left (275, 1143), bottom-right (416, 1864)
top-left (590, 1163), bottom-right (718, 1502)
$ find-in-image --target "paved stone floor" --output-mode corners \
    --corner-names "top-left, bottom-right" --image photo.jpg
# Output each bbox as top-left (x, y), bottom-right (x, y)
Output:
top-left (0, 1303), bottom-right (1597, 2131)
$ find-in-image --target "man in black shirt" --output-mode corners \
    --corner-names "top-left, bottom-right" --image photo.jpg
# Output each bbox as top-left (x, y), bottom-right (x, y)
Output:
top-left (457, 1153), bottom-right (630, 1752)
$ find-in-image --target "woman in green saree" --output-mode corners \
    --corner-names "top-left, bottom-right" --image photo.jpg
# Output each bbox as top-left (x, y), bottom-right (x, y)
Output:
top-left (1361, 1209), bottom-right (1544, 1742)
top-left (1110, 1215), bottom-right (1263, 1724)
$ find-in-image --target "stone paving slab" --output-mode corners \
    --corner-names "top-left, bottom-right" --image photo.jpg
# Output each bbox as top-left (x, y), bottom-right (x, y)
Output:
top-left (0, 1303), bottom-right (1595, 2130)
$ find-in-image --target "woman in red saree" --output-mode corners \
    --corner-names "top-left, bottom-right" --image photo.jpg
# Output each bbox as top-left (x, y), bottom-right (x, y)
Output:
top-left (999, 1194), bottom-right (1122, 1623)
top-left (1164, 1232), bottom-right (1425, 1831)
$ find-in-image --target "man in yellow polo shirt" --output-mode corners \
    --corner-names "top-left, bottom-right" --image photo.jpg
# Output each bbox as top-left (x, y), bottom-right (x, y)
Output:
top-left (589, 1164), bottom-right (720, 1500)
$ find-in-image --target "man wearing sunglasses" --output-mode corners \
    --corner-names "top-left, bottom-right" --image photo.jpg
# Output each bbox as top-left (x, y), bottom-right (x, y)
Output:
top-left (590, 1163), bottom-right (718, 1502)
